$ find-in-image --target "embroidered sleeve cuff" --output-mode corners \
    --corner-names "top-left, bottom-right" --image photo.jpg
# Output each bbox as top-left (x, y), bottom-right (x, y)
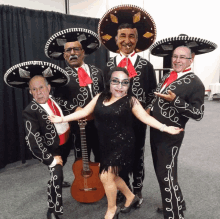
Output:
top-left (49, 158), bottom-right (57, 167)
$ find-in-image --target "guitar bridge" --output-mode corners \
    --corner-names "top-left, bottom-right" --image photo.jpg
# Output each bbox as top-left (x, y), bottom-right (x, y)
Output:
top-left (80, 187), bottom-right (97, 191)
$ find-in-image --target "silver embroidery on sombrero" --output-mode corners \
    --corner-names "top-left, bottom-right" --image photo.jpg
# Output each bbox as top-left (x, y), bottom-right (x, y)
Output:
top-left (149, 35), bottom-right (217, 56)
top-left (56, 38), bottom-right (67, 46)
top-left (42, 67), bottom-right (54, 77)
top-left (77, 33), bottom-right (87, 42)
top-left (87, 43), bottom-right (99, 49)
top-left (49, 52), bottom-right (63, 58)
top-left (45, 28), bottom-right (100, 58)
top-left (8, 81), bottom-right (26, 85)
top-left (19, 67), bottom-right (30, 78)
top-left (164, 146), bottom-right (184, 219)
top-left (51, 78), bottom-right (67, 83)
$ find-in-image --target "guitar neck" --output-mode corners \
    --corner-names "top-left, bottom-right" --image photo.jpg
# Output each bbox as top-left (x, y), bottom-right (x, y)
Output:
top-left (79, 121), bottom-right (90, 171)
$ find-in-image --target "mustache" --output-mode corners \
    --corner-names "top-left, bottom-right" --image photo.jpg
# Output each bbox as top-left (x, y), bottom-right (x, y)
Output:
top-left (122, 43), bottom-right (132, 48)
top-left (69, 55), bottom-right (78, 60)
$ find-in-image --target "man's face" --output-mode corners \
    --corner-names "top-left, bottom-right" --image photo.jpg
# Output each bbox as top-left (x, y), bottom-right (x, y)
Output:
top-left (29, 76), bottom-right (51, 104)
top-left (172, 47), bottom-right (193, 73)
top-left (115, 28), bottom-right (138, 55)
top-left (63, 41), bottom-right (85, 68)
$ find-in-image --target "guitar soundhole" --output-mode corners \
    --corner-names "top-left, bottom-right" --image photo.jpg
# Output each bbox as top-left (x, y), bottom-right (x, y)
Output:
top-left (82, 169), bottom-right (93, 178)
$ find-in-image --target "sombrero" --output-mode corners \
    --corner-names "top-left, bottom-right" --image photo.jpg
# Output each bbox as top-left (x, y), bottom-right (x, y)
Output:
top-left (98, 4), bottom-right (156, 53)
top-left (44, 28), bottom-right (101, 60)
top-left (4, 61), bottom-right (69, 89)
top-left (150, 34), bottom-right (217, 57)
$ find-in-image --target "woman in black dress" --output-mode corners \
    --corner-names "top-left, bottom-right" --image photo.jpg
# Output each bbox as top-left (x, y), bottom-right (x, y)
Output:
top-left (49, 67), bottom-right (183, 219)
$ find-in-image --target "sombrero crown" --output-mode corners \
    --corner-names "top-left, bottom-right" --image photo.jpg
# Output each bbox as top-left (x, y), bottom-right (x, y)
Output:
top-left (150, 34), bottom-right (217, 57)
top-left (98, 4), bottom-right (157, 53)
top-left (4, 61), bottom-right (69, 89)
top-left (44, 28), bottom-right (101, 60)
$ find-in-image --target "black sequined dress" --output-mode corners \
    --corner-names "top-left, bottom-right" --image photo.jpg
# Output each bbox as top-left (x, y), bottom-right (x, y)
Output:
top-left (94, 94), bottom-right (135, 174)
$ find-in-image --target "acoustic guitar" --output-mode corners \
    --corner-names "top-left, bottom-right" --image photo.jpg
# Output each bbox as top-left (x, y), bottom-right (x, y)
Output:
top-left (71, 119), bottom-right (105, 203)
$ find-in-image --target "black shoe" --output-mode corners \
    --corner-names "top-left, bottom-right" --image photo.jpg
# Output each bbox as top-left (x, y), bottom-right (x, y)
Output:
top-left (133, 190), bottom-right (143, 208)
top-left (120, 195), bottom-right (140, 213)
top-left (47, 210), bottom-right (60, 219)
top-left (62, 181), bottom-right (71, 188)
top-left (157, 201), bottom-right (186, 213)
top-left (102, 207), bottom-right (120, 219)
top-left (113, 207), bottom-right (121, 219)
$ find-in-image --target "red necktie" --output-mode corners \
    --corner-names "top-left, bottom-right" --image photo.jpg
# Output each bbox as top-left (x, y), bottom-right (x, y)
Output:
top-left (78, 67), bottom-right (93, 87)
top-left (163, 71), bottom-right (178, 87)
top-left (47, 98), bottom-right (61, 116)
top-left (118, 58), bottom-right (137, 78)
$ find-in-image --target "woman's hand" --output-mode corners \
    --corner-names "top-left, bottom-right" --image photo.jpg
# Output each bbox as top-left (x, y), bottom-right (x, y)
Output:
top-left (48, 115), bottom-right (63, 123)
top-left (164, 126), bottom-right (184, 135)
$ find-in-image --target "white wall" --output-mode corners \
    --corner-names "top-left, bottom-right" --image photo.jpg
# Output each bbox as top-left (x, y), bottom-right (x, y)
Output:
top-left (0, 0), bottom-right (65, 13)
top-left (69, 0), bottom-right (107, 18)
top-left (1, 0), bottom-right (219, 88)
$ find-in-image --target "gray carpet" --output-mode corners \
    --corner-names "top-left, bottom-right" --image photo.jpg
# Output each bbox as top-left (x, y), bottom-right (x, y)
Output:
top-left (0, 99), bottom-right (219, 219)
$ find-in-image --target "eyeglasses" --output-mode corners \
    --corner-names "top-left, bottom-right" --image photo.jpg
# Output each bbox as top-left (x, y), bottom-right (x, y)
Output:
top-left (172, 55), bottom-right (192, 60)
top-left (64, 47), bottom-right (82, 53)
top-left (110, 79), bottom-right (130, 86)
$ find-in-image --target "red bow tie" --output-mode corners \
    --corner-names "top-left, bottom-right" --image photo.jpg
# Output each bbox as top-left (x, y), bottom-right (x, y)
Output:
top-left (78, 67), bottom-right (93, 87)
top-left (118, 57), bottom-right (137, 78)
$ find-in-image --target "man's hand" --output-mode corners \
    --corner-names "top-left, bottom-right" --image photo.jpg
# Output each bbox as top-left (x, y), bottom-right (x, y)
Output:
top-left (54, 156), bottom-right (63, 166)
top-left (154, 90), bottom-right (176, 102)
top-left (164, 126), bottom-right (184, 135)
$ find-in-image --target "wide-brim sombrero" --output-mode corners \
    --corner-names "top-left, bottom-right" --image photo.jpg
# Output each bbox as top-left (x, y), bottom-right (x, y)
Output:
top-left (98, 4), bottom-right (156, 53)
top-left (150, 34), bottom-right (217, 57)
top-left (44, 28), bottom-right (101, 60)
top-left (4, 61), bottom-right (69, 89)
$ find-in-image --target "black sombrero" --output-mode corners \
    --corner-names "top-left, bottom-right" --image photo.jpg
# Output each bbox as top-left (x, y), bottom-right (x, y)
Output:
top-left (44, 28), bottom-right (101, 60)
top-left (98, 4), bottom-right (156, 53)
top-left (4, 61), bottom-right (69, 89)
top-left (150, 34), bottom-right (217, 57)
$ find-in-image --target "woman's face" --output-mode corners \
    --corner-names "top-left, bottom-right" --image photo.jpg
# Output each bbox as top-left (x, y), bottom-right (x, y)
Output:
top-left (110, 71), bottom-right (130, 98)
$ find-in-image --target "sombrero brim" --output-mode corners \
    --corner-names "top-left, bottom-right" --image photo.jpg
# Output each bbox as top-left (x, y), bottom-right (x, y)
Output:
top-left (98, 4), bottom-right (156, 53)
top-left (45, 28), bottom-right (101, 60)
top-left (150, 35), bottom-right (217, 56)
top-left (4, 61), bottom-right (69, 89)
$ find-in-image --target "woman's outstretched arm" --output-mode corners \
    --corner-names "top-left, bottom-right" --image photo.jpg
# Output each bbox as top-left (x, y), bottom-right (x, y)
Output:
top-left (49, 93), bottom-right (100, 123)
top-left (131, 97), bottom-right (183, 135)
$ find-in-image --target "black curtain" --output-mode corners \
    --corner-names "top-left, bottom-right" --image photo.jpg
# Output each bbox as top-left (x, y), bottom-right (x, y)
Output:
top-left (0, 5), bottom-right (109, 169)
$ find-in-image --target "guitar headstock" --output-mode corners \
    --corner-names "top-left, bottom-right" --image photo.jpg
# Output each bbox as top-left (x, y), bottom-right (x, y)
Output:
top-left (78, 119), bottom-right (87, 128)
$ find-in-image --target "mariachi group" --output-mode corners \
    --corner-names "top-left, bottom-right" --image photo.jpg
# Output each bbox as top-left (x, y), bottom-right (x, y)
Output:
top-left (4, 4), bottom-right (217, 219)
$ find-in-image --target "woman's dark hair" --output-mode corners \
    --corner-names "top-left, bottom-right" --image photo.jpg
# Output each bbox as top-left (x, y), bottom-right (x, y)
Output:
top-left (101, 67), bottom-right (130, 102)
